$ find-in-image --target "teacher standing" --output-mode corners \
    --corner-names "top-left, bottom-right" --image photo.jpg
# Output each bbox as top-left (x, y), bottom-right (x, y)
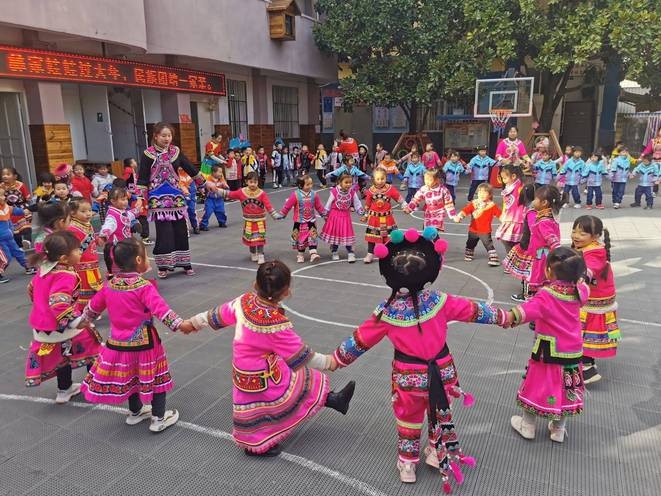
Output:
top-left (137, 122), bottom-right (216, 279)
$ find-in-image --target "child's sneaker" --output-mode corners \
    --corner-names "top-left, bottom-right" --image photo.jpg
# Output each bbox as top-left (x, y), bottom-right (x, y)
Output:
top-left (296, 253), bottom-right (305, 263)
top-left (464, 249), bottom-right (474, 262)
top-left (0, 274), bottom-right (10, 284)
top-left (511, 292), bottom-right (526, 303)
top-left (397, 461), bottom-right (417, 483)
top-left (25, 267), bottom-right (37, 275)
top-left (250, 253), bottom-right (258, 262)
top-left (562, 203), bottom-right (569, 209)
top-left (149, 409), bottom-right (179, 433)
top-left (55, 383), bottom-right (81, 404)
top-left (613, 203), bottom-right (620, 209)
top-left (22, 239), bottom-right (32, 250)
top-left (585, 204), bottom-right (592, 210)
top-left (331, 252), bottom-right (340, 261)
top-left (596, 204), bottom-right (605, 209)
top-left (257, 254), bottom-right (265, 265)
top-left (488, 250), bottom-right (500, 267)
top-left (423, 445), bottom-right (439, 468)
top-left (548, 421), bottom-right (567, 443)
top-left (126, 405), bottom-right (153, 425)
top-left (363, 253), bottom-right (374, 264)
top-left (510, 415), bottom-right (535, 440)
top-left (309, 251), bottom-right (320, 263)
top-left (142, 237), bottom-right (154, 245)
top-left (347, 252), bottom-right (356, 263)
top-left (582, 364), bottom-right (601, 384)
top-left (573, 204), bottom-right (582, 209)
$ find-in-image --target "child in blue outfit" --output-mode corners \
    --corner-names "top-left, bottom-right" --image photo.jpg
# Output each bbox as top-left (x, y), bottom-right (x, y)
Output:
top-left (326, 156), bottom-right (370, 193)
top-left (401, 152), bottom-right (426, 202)
top-left (533, 149), bottom-right (557, 187)
top-left (0, 185), bottom-right (35, 282)
top-left (467, 145), bottom-right (496, 200)
top-left (559, 146), bottom-right (585, 208)
top-left (442, 150), bottom-right (469, 202)
top-left (200, 165), bottom-right (228, 230)
top-left (609, 147), bottom-right (635, 209)
top-left (629, 154), bottom-right (658, 209)
top-left (582, 151), bottom-right (608, 209)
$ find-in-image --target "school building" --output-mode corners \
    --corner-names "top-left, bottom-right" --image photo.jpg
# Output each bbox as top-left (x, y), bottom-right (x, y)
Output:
top-left (0, 0), bottom-right (335, 188)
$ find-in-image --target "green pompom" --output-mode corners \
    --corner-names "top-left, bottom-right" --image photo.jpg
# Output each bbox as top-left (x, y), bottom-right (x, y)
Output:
top-left (390, 229), bottom-right (404, 244)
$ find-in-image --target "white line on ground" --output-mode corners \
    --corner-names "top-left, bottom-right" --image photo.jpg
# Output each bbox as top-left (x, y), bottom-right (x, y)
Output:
top-left (0, 394), bottom-right (390, 496)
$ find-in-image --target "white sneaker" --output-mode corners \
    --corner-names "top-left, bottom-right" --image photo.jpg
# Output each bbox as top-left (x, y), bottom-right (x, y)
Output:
top-left (149, 409), bottom-right (179, 433)
top-left (363, 253), bottom-right (374, 264)
top-left (309, 251), bottom-right (320, 263)
top-left (548, 421), bottom-right (566, 443)
top-left (296, 253), bottom-right (305, 263)
top-left (510, 415), bottom-right (535, 439)
top-left (250, 253), bottom-right (258, 262)
top-left (126, 405), bottom-right (153, 425)
top-left (55, 383), bottom-right (81, 404)
top-left (22, 239), bottom-right (32, 251)
top-left (573, 204), bottom-right (582, 209)
top-left (613, 203), bottom-right (620, 209)
top-left (331, 252), bottom-right (340, 261)
top-left (257, 254), bottom-right (265, 265)
top-left (423, 445), bottom-right (439, 468)
top-left (347, 252), bottom-right (356, 263)
top-left (562, 204), bottom-right (569, 209)
top-left (397, 461), bottom-right (417, 483)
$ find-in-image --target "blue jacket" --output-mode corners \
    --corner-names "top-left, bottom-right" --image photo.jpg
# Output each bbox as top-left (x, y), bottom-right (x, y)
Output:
top-left (610, 156), bottom-right (633, 183)
top-left (468, 155), bottom-right (496, 181)
top-left (533, 160), bottom-right (557, 185)
top-left (326, 164), bottom-right (369, 183)
top-left (443, 160), bottom-right (468, 186)
top-left (0, 206), bottom-right (23, 240)
top-left (402, 162), bottom-right (426, 189)
top-left (559, 158), bottom-right (584, 186)
top-left (581, 160), bottom-right (608, 187)
top-left (631, 163), bottom-right (658, 187)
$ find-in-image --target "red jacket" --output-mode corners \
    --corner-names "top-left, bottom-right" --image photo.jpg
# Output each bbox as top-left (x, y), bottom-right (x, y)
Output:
top-left (71, 176), bottom-right (94, 202)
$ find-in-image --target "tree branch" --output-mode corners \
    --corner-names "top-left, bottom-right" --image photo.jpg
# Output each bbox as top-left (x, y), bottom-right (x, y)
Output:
top-left (551, 64), bottom-right (575, 111)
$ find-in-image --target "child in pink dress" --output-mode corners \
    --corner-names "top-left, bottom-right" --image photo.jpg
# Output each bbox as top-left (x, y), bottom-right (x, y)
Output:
top-left (505, 247), bottom-right (588, 443)
top-left (220, 172), bottom-right (282, 265)
top-left (280, 174), bottom-right (326, 263)
top-left (405, 169), bottom-right (456, 234)
top-left (333, 228), bottom-right (507, 491)
top-left (319, 173), bottom-right (364, 263)
top-left (24, 231), bottom-right (101, 402)
top-left (571, 215), bottom-right (620, 384)
top-left (32, 202), bottom-right (71, 254)
top-left (495, 164), bottom-right (525, 254)
top-left (527, 186), bottom-right (563, 295)
top-left (183, 260), bottom-right (355, 456)
top-left (80, 238), bottom-right (194, 432)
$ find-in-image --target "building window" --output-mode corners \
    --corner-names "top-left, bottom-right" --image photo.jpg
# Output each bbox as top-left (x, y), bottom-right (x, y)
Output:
top-left (228, 79), bottom-right (248, 138)
top-left (273, 85), bottom-right (299, 139)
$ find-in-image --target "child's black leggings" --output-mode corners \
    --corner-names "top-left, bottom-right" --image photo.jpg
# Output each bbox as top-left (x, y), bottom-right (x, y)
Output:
top-left (331, 244), bottom-right (353, 253)
top-left (129, 392), bottom-right (166, 418)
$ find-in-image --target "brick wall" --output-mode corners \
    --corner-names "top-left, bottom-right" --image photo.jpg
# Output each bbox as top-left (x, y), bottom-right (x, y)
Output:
top-left (249, 125), bottom-right (275, 154)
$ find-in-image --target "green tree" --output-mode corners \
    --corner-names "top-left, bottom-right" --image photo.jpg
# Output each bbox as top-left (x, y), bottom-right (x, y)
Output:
top-left (313, 0), bottom-right (499, 132)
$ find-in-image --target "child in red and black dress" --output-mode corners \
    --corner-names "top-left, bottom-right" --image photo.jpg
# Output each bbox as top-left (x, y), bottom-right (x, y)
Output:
top-left (67, 199), bottom-right (102, 311)
top-left (453, 183), bottom-right (502, 266)
top-left (220, 172), bottom-right (282, 265)
top-left (2, 166), bottom-right (32, 249)
top-left (360, 168), bottom-right (405, 264)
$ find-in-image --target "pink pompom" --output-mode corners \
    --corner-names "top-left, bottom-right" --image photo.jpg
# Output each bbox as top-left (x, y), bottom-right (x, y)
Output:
top-left (404, 228), bottom-right (419, 243)
top-left (463, 392), bottom-right (475, 408)
top-left (434, 238), bottom-right (449, 254)
top-left (460, 455), bottom-right (476, 468)
top-left (374, 243), bottom-right (389, 259)
top-left (450, 461), bottom-right (464, 485)
top-left (443, 481), bottom-right (452, 494)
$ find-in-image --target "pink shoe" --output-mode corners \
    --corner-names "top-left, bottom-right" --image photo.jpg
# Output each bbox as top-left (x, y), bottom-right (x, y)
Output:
top-left (157, 270), bottom-right (168, 279)
top-left (309, 252), bottom-right (320, 263)
top-left (596, 204), bottom-right (605, 209)
top-left (185, 269), bottom-right (195, 276)
top-left (397, 461), bottom-right (416, 483)
top-left (585, 205), bottom-right (592, 210)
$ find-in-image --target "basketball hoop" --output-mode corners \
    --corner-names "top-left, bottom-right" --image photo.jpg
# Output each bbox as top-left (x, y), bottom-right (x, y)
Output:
top-left (489, 108), bottom-right (512, 135)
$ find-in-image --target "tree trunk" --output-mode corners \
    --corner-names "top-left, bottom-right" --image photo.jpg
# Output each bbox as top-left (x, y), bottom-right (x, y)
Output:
top-left (408, 101), bottom-right (419, 133)
top-left (538, 65), bottom-right (574, 132)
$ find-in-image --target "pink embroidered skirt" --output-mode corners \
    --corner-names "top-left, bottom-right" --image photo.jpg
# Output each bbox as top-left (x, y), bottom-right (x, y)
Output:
top-left (25, 328), bottom-right (101, 387)
top-left (496, 221), bottom-right (523, 243)
top-left (82, 329), bottom-right (173, 404)
top-left (517, 358), bottom-right (584, 419)
top-left (320, 210), bottom-right (355, 246)
top-left (502, 244), bottom-right (534, 281)
top-left (233, 364), bottom-right (329, 453)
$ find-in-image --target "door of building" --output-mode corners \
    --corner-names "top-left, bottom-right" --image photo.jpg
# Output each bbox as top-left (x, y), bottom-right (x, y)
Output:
top-left (192, 101), bottom-right (214, 162)
top-left (0, 92), bottom-right (32, 188)
top-left (561, 101), bottom-right (595, 152)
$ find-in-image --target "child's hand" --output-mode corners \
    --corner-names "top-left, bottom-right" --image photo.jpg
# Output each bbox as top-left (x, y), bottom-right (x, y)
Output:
top-left (328, 355), bottom-right (339, 371)
top-left (502, 311), bottom-right (517, 328)
top-left (360, 215), bottom-right (367, 223)
top-left (178, 320), bottom-right (196, 334)
top-left (77, 319), bottom-right (91, 329)
top-left (453, 215), bottom-right (461, 223)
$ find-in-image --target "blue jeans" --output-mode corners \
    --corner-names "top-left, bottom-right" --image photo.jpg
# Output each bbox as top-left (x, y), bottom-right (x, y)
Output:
top-left (634, 185), bottom-right (653, 206)
top-left (0, 235), bottom-right (27, 268)
top-left (200, 197), bottom-right (227, 228)
top-left (563, 184), bottom-right (581, 204)
top-left (586, 186), bottom-right (602, 206)
top-left (186, 198), bottom-right (198, 229)
top-left (612, 182), bottom-right (626, 204)
top-left (446, 184), bottom-right (456, 203)
top-left (406, 187), bottom-right (419, 203)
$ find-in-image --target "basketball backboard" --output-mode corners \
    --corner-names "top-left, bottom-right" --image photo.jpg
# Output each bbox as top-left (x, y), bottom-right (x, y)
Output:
top-left (474, 77), bottom-right (534, 117)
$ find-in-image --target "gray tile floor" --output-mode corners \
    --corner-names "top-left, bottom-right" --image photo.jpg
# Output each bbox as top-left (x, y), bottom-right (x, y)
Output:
top-left (1, 179), bottom-right (660, 496)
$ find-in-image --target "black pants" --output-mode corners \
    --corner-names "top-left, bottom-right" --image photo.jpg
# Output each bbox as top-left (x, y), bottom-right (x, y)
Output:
top-left (331, 244), bottom-right (353, 253)
top-left (153, 218), bottom-right (192, 271)
top-left (274, 168), bottom-right (284, 186)
top-left (13, 229), bottom-right (31, 248)
top-left (227, 179), bottom-right (240, 191)
top-left (259, 170), bottom-right (266, 189)
top-left (466, 232), bottom-right (495, 252)
top-left (128, 391), bottom-right (166, 419)
top-left (57, 365), bottom-right (73, 391)
top-left (137, 216), bottom-right (150, 239)
top-left (367, 242), bottom-right (375, 254)
top-left (316, 169), bottom-right (327, 186)
top-left (249, 246), bottom-right (264, 254)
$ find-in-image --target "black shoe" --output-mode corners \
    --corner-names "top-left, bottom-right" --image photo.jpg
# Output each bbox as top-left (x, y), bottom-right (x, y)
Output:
top-left (511, 292), bottom-right (526, 303)
top-left (630, 203), bottom-right (641, 207)
top-left (582, 365), bottom-right (602, 384)
top-left (24, 267), bottom-right (37, 275)
top-left (325, 380), bottom-right (356, 415)
top-left (528, 322), bottom-right (536, 331)
top-left (200, 226), bottom-right (209, 231)
top-left (245, 444), bottom-right (281, 457)
top-left (193, 227), bottom-right (200, 235)
top-left (0, 274), bottom-right (10, 284)
top-left (219, 223), bottom-right (227, 228)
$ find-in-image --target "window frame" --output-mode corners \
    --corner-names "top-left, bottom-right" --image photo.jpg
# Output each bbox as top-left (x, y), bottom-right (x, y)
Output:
top-left (272, 85), bottom-right (299, 139)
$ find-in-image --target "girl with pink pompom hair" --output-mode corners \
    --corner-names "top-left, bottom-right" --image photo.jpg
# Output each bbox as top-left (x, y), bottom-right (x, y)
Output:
top-left (332, 227), bottom-right (508, 492)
